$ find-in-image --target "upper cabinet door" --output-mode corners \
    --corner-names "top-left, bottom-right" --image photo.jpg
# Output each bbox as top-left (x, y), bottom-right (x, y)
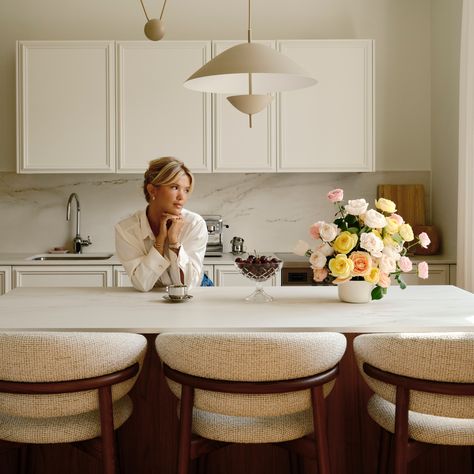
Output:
top-left (17, 41), bottom-right (115, 173)
top-left (277, 40), bottom-right (374, 172)
top-left (117, 41), bottom-right (211, 173)
top-left (212, 41), bottom-right (277, 173)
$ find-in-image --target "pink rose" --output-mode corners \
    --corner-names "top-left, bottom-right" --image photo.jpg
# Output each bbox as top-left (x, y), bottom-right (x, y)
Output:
top-left (327, 188), bottom-right (344, 203)
top-left (418, 232), bottom-right (431, 249)
top-left (398, 256), bottom-right (413, 273)
top-left (378, 272), bottom-right (391, 288)
top-left (313, 267), bottom-right (328, 283)
top-left (390, 213), bottom-right (404, 226)
top-left (418, 261), bottom-right (429, 279)
top-left (309, 221), bottom-right (324, 240)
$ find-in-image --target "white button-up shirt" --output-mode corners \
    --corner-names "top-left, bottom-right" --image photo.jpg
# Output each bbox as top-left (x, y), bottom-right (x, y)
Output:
top-left (115, 208), bottom-right (208, 292)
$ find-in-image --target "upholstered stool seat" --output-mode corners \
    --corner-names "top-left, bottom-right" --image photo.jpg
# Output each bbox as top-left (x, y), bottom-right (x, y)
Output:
top-left (367, 394), bottom-right (474, 446)
top-left (156, 332), bottom-right (347, 474)
top-left (0, 331), bottom-right (147, 474)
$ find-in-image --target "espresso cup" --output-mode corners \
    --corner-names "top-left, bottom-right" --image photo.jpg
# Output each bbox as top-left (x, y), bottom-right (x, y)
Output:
top-left (167, 284), bottom-right (188, 300)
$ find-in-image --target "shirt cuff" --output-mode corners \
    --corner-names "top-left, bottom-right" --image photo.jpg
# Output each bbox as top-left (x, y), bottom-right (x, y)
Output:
top-left (144, 246), bottom-right (170, 274)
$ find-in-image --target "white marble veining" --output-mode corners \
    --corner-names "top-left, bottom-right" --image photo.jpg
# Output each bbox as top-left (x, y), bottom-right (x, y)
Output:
top-left (0, 171), bottom-right (431, 255)
top-left (0, 286), bottom-right (472, 333)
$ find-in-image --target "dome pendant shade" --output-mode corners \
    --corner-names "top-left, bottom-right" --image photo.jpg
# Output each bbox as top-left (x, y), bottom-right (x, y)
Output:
top-left (227, 94), bottom-right (273, 115)
top-left (184, 43), bottom-right (317, 94)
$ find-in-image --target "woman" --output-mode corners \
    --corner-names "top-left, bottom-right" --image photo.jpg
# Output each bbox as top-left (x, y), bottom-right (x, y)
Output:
top-left (115, 157), bottom-right (208, 292)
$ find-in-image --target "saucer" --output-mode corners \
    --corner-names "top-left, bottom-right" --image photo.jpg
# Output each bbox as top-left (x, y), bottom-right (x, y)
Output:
top-left (162, 295), bottom-right (193, 303)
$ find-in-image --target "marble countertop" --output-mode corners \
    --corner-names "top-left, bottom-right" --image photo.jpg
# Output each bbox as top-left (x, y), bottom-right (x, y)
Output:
top-left (0, 285), bottom-right (472, 333)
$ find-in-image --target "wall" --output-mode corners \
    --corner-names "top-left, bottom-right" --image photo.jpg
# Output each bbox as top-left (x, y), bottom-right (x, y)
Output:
top-left (431, 0), bottom-right (462, 257)
top-left (0, 171), bottom-right (430, 254)
top-left (0, 0), bottom-right (458, 256)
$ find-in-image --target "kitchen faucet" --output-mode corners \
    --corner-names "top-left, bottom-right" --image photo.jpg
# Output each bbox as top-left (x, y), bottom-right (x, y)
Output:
top-left (66, 193), bottom-right (92, 253)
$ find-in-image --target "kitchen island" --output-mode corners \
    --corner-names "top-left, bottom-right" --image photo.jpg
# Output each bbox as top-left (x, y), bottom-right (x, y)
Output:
top-left (0, 285), bottom-right (473, 474)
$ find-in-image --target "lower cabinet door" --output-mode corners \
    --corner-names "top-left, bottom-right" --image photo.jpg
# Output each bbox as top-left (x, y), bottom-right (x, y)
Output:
top-left (13, 266), bottom-right (113, 288)
top-left (113, 265), bottom-right (132, 287)
top-left (397, 264), bottom-right (450, 286)
top-left (214, 265), bottom-right (281, 287)
top-left (0, 266), bottom-right (11, 295)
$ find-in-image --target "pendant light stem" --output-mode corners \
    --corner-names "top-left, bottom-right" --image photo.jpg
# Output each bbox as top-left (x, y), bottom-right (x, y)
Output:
top-left (139, 0), bottom-right (150, 21)
top-left (247, 0), bottom-right (252, 43)
top-left (159, 0), bottom-right (168, 20)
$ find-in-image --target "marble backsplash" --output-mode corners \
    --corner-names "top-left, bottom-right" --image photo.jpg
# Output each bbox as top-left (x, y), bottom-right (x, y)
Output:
top-left (0, 171), bottom-right (430, 254)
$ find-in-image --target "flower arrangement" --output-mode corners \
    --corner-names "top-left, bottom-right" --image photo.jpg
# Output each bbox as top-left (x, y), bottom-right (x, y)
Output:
top-left (294, 189), bottom-right (431, 300)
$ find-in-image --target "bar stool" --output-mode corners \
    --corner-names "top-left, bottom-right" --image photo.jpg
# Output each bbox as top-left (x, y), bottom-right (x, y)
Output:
top-left (0, 331), bottom-right (147, 474)
top-left (353, 333), bottom-right (474, 474)
top-left (155, 332), bottom-right (347, 474)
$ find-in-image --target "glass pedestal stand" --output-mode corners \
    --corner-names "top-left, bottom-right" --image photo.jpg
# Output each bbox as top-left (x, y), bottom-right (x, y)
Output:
top-left (245, 281), bottom-right (274, 303)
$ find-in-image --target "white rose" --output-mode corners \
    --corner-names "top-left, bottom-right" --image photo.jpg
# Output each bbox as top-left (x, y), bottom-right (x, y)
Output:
top-left (319, 223), bottom-right (339, 242)
top-left (309, 251), bottom-right (327, 270)
top-left (316, 242), bottom-right (334, 257)
top-left (363, 209), bottom-right (387, 229)
top-left (293, 240), bottom-right (311, 257)
top-left (360, 232), bottom-right (384, 258)
top-left (345, 199), bottom-right (369, 216)
top-left (379, 254), bottom-right (397, 274)
top-left (382, 245), bottom-right (401, 261)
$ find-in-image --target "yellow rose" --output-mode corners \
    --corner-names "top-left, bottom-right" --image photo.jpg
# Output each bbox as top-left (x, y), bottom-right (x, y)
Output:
top-left (384, 217), bottom-right (400, 235)
top-left (329, 254), bottom-right (355, 279)
top-left (383, 235), bottom-right (396, 247)
top-left (375, 198), bottom-right (397, 214)
top-left (364, 267), bottom-right (380, 284)
top-left (399, 223), bottom-right (414, 242)
top-left (332, 231), bottom-right (358, 254)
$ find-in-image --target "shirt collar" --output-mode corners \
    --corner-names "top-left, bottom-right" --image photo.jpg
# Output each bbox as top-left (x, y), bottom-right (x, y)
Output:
top-left (138, 208), bottom-right (155, 241)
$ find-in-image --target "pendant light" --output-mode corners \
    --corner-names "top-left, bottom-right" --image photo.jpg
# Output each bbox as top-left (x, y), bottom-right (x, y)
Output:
top-left (139, 0), bottom-right (169, 41)
top-left (184, 0), bottom-right (317, 127)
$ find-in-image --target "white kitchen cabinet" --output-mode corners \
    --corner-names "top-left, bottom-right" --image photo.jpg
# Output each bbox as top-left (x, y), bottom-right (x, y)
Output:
top-left (397, 264), bottom-right (450, 286)
top-left (12, 266), bottom-right (113, 288)
top-left (449, 264), bottom-right (457, 286)
top-left (17, 41), bottom-right (115, 173)
top-left (212, 41), bottom-right (277, 173)
top-left (214, 264), bottom-right (281, 287)
top-left (0, 266), bottom-right (11, 295)
top-left (277, 40), bottom-right (374, 172)
top-left (116, 41), bottom-right (211, 173)
top-left (113, 265), bottom-right (132, 288)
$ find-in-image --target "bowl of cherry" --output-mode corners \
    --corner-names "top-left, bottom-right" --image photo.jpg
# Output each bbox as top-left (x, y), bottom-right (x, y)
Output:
top-left (234, 254), bottom-right (282, 302)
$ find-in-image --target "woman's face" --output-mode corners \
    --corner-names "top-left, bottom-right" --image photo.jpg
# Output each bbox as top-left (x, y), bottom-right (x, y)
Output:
top-left (148, 174), bottom-right (191, 215)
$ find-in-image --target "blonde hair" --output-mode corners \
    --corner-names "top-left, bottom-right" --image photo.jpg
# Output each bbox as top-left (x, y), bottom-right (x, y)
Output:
top-left (143, 157), bottom-right (194, 202)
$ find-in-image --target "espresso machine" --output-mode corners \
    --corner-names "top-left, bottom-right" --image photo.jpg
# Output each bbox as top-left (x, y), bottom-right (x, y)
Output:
top-left (202, 215), bottom-right (228, 256)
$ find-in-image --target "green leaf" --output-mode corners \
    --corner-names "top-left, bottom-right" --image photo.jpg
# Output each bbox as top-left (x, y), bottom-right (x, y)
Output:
top-left (371, 286), bottom-right (384, 300)
top-left (346, 214), bottom-right (357, 225)
top-left (392, 233), bottom-right (403, 244)
top-left (347, 227), bottom-right (359, 234)
top-left (397, 276), bottom-right (407, 290)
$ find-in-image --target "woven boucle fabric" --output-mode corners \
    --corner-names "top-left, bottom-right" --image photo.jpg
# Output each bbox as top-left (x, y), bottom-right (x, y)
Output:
top-left (191, 406), bottom-right (314, 443)
top-left (0, 395), bottom-right (132, 444)
top-left (0, 332), bottom-right (147, 418)
top-left (368, 394), bottom-right (474, 446)
top-left (354, 333), bottom-right (474, 418)
top-left (156, 332), bottom-right (345, 417)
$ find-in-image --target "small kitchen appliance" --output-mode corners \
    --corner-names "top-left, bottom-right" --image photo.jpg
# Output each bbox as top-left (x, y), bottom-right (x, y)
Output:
top-left (203, 215), bottom-right (228, 257)
top-left (230, 236), bottom-right (245, 254)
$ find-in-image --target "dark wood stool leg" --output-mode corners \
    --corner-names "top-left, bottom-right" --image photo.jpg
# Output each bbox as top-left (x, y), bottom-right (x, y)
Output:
top-left (393, 387), bottom-right (409, 474)
top-left (311, 386), bottom-right (330, 474)
top-left (377, 429), bottom-right (391, 474)
top-left (178, 385), bottom-right (195, 474)
top-left (18, 445), bottom-right (29, 474)
top-left (470, 446), bottom-right (474, 474)
top-left (99, 386), bottom-right (117, 474)
top-left (288, 450), bottom-right (302, 474)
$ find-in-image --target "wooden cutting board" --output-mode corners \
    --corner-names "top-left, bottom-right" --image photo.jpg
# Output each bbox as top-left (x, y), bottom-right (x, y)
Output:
top-left (377, 184), bottom-right (426, 225)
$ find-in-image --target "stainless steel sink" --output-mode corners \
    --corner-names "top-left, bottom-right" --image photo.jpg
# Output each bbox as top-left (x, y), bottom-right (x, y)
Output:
top-left (26, 253), bottom-right (113, 261)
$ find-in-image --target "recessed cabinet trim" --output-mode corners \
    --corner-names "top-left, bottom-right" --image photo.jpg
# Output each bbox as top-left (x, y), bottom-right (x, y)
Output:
top-left (0, 266), bottom-right (12, 295)
top-left (17, 41), bottom-right (115, 173)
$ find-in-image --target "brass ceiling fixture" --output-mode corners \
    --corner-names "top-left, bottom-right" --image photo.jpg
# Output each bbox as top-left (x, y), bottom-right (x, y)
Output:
top-left (139, 0), bottom-right (169, 41)
top-left (184, 0), bottom-right (317, 127)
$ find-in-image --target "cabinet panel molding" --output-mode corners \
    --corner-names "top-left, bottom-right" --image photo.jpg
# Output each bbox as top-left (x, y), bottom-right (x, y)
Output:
top-left (116, 41), bottom-right (211, 173)
top-left (0, 266), bottom-right (12, 295)
top-left (13, 266), bottom-right (112, 288)
top-left (17, 41), bottom-right (115, 173)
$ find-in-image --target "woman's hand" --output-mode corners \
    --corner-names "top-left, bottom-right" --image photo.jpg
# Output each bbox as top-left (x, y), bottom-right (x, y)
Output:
top-left (167, 214), bottom-right (184, 244)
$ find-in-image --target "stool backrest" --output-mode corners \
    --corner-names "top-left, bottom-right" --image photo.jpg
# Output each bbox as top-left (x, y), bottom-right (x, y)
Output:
top-left (354, 333), bottom-right (474, 418)
top-left (0, 332), bottom-right (147, 418)
top-left (156, 332), bottom-right (346, 417)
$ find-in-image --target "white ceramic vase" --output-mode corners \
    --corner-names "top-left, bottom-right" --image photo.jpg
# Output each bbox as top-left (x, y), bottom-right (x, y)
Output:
top-left (338, 280), bottom-right (374, 304)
